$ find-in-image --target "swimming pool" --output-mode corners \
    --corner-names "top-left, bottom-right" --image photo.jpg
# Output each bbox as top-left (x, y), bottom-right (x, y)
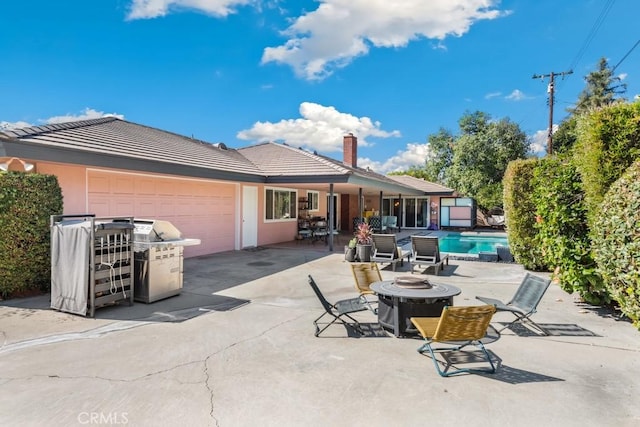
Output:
top-left (439, 233), bottom-right (508, 255)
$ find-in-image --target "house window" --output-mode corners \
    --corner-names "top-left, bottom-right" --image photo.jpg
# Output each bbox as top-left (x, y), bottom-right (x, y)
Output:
top-left (307, 191), bottom-right (319, 211)
top-left (265, 188), bottom-right (297, 221)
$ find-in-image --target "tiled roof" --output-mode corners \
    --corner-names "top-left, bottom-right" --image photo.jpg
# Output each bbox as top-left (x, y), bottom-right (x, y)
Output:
top-left (238, 142), bottom-right (352, 177)
top-left (387, 174), bottom-right (455, 195)
top-left (1, 117), bottom-right (263, 176)
top-left (1, 119), bottom-right (437, 195)
top-left (239, 142), bottom-right (422, 194)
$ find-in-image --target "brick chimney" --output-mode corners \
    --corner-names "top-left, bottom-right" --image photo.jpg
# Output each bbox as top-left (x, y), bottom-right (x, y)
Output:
top-left (343, 133), bottom-right (357, 168)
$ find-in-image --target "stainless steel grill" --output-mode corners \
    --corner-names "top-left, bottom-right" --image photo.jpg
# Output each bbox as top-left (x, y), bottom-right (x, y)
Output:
top-left (132, 219), bottom-right (200, 303)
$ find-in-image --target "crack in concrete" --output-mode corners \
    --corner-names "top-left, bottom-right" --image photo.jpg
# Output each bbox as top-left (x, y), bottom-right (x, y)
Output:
top-left (203, 354), bottom-right (219, 427)
top-left (1, 313), bottom-right (305, 425)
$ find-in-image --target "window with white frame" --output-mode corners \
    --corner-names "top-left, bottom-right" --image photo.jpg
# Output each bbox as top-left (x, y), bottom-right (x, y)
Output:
top-left (307, 190), bottom-right (319, 211)
top-left (265, 188), bottom-right (297, 221)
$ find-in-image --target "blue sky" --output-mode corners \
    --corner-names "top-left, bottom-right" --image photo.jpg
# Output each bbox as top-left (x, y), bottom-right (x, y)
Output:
top-left (1, 0), bottom-right (638, 173)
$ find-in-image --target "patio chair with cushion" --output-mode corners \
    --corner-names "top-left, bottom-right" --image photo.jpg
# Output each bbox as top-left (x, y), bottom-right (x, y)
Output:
top-left (385, 216), bottom-right (398, 233)
top-left (476, 272), bottom-right (551, 335)
top-left (307, 275), bottom-right (369, 337)
top-left (371, 234), bottom-right (411, 272)
top-left (350, 262), bottom-right (382, 313)
top-left (410, 235), bottom-right (449, 275)
top-left (411, 305), bottom-right (497, 377)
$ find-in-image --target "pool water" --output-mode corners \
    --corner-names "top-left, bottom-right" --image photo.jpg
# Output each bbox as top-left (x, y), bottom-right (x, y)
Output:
top-left (439, 233), bottom-right (508, 255)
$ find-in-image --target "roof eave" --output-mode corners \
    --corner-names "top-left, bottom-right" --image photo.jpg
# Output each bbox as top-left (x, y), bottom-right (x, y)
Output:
top-left (1, 139), bottom-right (265, 183)
top-left (348, 175), bottom-right (424, 195)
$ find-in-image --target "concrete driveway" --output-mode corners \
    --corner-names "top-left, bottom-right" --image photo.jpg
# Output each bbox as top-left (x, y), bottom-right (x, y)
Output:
top-left (1, 246), bottom-right (639, 426)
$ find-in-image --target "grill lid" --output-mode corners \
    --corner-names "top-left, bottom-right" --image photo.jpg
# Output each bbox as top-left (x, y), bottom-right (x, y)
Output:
top-left (132, 219), bottom-right (201, 251)
top-left (133, 219), bottom-right (182, 242)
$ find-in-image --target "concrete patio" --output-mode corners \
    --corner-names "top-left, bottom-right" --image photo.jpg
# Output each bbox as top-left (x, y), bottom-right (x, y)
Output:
top-left (1, 244), bottom-right (639, 426)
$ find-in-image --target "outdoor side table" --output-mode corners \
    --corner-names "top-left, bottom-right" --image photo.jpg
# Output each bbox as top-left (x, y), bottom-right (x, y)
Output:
top-left (370, 280), bottom-right (461, 337)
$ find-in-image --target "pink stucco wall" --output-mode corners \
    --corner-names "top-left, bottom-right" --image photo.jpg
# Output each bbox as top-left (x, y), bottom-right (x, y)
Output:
top-left (36, 162), bottom-right (87, 214)
top-left (29, 160), bottom-right (336, 255)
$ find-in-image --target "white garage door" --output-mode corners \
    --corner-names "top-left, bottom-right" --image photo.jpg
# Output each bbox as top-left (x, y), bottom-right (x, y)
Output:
top-left (87, 170), bottom-right (236, 257)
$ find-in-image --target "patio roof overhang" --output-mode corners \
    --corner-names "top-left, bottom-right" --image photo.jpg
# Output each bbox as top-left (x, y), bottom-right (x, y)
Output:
top-left (263, 173), bottom-right (425, 197)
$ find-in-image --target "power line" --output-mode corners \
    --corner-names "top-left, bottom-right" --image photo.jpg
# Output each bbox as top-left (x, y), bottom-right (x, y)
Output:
top-left (532, 70), bottom-right (573, 155)
top-left (567, 0), bottom-right (617, 73)
top-left (612, 39), bottom-right (640, 72)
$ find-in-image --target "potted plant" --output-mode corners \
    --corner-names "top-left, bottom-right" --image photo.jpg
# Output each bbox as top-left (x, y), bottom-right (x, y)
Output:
top-left (355, 222), bottom-right (373, 262)
top-left (344, 237), bottom-right (357, 262)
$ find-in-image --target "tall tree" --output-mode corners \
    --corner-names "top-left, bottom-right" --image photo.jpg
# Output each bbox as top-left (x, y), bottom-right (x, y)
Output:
top-left (570, 57), bottom-right (626, 115)
top-left (446, 112), bottom-right (529, 210)
top-left (422, 128), bottom-right (454, 183)
top-left (551, 116), bottom-right (579, 154)
top-left (399, 111), bottom-right (529, 210)
top-left (554, 58), bottom-right (627, 153)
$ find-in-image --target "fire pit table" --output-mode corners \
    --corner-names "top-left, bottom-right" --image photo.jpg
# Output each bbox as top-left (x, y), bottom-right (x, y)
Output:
top-left (370, 278), bottom-right (461, 337)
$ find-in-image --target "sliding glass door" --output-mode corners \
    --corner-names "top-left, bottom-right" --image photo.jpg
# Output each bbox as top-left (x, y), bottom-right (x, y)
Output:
top-left (383, 197), bottom-right (431, 229)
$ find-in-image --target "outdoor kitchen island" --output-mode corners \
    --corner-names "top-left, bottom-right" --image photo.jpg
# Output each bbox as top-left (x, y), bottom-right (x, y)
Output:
top-left (370, 278), bottom-right (461, 337)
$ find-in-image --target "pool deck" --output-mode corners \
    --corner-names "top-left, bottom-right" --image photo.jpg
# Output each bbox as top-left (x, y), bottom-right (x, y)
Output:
top-left (1, 245), bottom-right (639, 426)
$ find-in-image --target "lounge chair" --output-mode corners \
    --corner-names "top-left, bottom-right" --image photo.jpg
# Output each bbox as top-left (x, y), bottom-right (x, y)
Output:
top-left (487, 215), bottom-right (505, 228)
top-left (371, 234), bottom-right (411, 272)
top-left (410, 235), bottom-right (448, 275)
top-left (350, 262), bottom-right (382, 313)
top-left (475, 273), bottom-right (551, 335)
top-left (307, 275), bottom-right (369, 337)
top-left (411, 305), bottom-right (497, 377)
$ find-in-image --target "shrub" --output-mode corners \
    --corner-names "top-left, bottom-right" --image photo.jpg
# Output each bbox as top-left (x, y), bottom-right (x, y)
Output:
top-left (532, 156), bottom-right (604, 304)
top-left (503, 158), bottom-right (546, 270)
top-left (592, 160), bottom-right (640, 328)
top-left (574, 101), bottom-right (640, 225)
top-left (0, 172), bottom-right (63, 297)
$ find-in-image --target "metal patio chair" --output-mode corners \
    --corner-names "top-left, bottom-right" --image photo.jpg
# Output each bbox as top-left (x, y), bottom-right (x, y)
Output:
top-left (410, 235), bottom-right (449, 275)
top-left (411, 305), bottom-right (497, 377)
top-left (371, 234), bottom-right (411, 272)
top-left (307, 275), bottom-right (369, 337)
top-left (476, 273), bottom-right (551, 335)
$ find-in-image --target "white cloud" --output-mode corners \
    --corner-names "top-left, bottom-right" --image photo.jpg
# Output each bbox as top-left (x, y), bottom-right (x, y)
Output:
top-left (1, 109), bottom-right (124, 131)
top-left (529, 125), bottom-right (558, 156)
top-left (358, 142), bottom-right (429, 174)
top-left (505, 89), bottom-right (530, 101)
top-left (485, 92), bottom-right (502, 99)
top-left (126, 0), bottom-right (250, 20)
top-left (618, 73), bottom-right (628, 80)
top-left (237, 102), bottom-right (400, 152)
top-left (0, 120), bottom-right (32, 130)
top-left (529, 129), bottom-right (547, 156)
top-left (262, 0), bottom-right (509, 80)
top-left (43, 108), bottom-right (125, 124)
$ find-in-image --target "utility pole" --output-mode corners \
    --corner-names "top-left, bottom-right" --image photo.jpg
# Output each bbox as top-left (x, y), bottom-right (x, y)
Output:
top-left (532, 70), bottom-right (573, 155)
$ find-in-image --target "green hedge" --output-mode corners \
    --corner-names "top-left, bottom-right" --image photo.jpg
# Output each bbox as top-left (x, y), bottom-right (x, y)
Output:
top-left (574, 101), bottom-right (640, 224)
top-left (531, 156), bottom-right (604, 304)
top-left (592, 160), bottom-right (640, 328)
top-left (0, 172), bottom-right (63, 298)
top-left (503, 158), bottom-right (547, 270)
